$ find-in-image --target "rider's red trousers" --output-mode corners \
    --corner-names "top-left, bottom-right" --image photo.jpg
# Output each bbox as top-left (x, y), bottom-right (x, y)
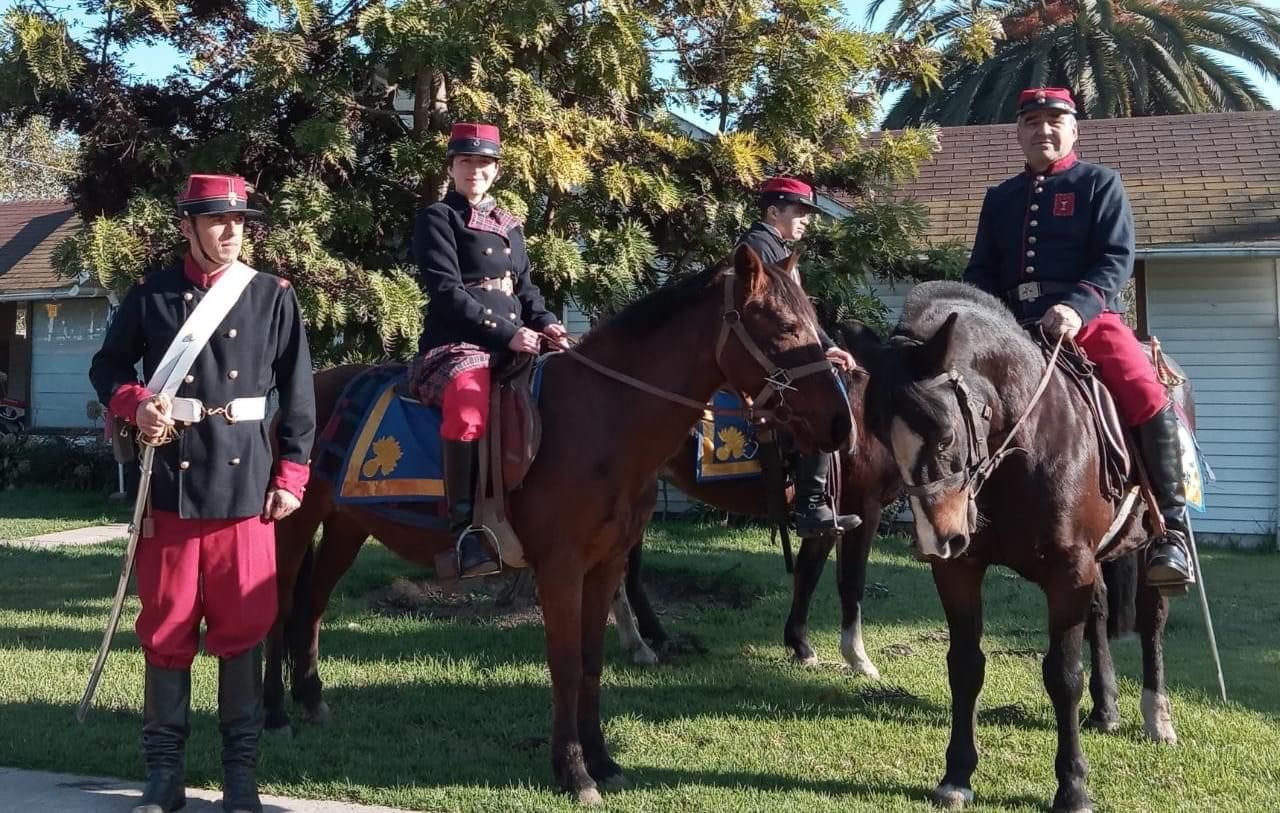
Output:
top-left (134, 510), bottom-right (277, 669)
top-left (441, 367), bottom-right (491, 441)
top-left (1075, 311), bottom-right (1170, 426)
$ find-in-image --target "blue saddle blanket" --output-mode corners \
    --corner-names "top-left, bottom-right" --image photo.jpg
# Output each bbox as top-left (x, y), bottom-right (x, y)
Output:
top-left (313, 362), bottom-right (546, 529)
top-left (694, 389), bottom-right (763, 483)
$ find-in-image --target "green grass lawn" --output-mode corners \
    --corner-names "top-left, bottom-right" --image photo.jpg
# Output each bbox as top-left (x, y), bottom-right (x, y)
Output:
top-left (0, 487), bottom-right (129, 539)
top-left (1, 521), bottom-right (1278, 812)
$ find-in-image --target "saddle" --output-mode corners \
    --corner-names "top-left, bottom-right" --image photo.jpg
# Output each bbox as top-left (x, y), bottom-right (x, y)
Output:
top-left (1046, 335), bottom-right (1189, 561)
top-left (474, 354), bottom-right (542, 568)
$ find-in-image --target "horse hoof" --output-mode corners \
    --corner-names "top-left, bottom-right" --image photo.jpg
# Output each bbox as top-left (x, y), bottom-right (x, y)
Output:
top-left (576, 787), bottom-right (604, 806)
top-left (931, 784), bottom-right (974, 810)
top-left (845, 660), bottom-right (881, 680)
top-left (303, 701), bottom-right (331, 725)
top-left (793, 653), bottom-right (820, 669)
top-left (599, 773), bottom-right (631, 792)
top-left (1141, 689), bottom-right (1178, 745)
top-left (630, 644), bottom-right (660, 666)
top-left (1084, 715), bottom-right (1120, 734)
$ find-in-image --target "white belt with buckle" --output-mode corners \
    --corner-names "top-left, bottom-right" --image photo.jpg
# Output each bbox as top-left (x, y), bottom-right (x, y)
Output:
top-left (170, 396), bottom-right (267, 424)
top-left (1016, 281), bottom-right (1043, 302)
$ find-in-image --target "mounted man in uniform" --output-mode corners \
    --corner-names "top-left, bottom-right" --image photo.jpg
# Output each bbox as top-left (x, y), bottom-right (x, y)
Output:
top-left (737, 176), bottom-right (861, 537)
top-left (409, 122), bottom-right (570, 578)
top-left (89, 174), bottom-right (317, 813)
top-left (964, 87), bottom-right (1193, 592)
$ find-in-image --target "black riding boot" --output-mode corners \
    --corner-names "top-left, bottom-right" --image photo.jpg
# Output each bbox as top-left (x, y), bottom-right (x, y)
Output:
top-left (443, 439), bottom-right (500, 578)
top-left (132, 666), bottom-right (189, 813)
top-left (1137, 404), bottom-right (1194, 591)
top-left (219, 647), bottom-right (265, 813)
top-left (793, 451), bottom-right (861, 537)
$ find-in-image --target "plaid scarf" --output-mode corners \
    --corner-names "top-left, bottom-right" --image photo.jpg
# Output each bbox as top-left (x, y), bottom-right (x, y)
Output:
top-left (467, 196), bottom-right (522, 238)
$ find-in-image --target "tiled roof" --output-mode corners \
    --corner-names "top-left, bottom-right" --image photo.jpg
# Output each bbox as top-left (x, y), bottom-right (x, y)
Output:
top-left (0, 201), bottom-right (79, 294)
top-left (861, 111), bottom-right (1280, 248)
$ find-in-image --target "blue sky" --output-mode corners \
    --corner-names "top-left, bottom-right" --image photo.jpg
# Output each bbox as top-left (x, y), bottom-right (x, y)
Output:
top-left (7, 0), bottom-right (1280, 119)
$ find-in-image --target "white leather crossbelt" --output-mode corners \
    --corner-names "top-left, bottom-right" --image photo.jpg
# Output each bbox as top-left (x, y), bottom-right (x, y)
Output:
top-left (170, 396), bottom-right (267, 424)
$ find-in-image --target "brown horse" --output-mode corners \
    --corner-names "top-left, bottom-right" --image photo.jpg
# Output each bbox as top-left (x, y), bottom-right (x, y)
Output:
top-left (869, 281), bottom-right (1185, 813)
top-left (265, 247), bottom-right (853, 803)
top-left (612, 319), bottom-right (902, 676)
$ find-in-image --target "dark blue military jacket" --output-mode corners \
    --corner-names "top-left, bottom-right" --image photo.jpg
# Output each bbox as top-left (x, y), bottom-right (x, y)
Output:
top-left (963, 156), bottom-right (1135, 322)
top-left (414, 191), bottom-right (557, 354)
top-left (90, 259), bottom-right (316, 519)
top-left (737, 222), bottom-right (835, 350)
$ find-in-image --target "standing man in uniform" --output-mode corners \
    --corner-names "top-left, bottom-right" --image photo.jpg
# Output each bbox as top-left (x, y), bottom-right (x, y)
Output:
top-left (737, 176), bottom-right (861, 536)
top-left (964, 88), bottom-right (1192, 591)
top-left (90, 174), bottom-right (316, 813)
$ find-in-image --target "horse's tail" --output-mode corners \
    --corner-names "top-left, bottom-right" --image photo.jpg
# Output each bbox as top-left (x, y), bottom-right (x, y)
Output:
top-left (1102, 553), bottom-right (1139, 639)
top-left (284, 536), bottom-right (316, 693)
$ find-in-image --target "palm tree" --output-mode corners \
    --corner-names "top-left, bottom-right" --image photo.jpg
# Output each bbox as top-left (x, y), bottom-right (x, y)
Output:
top-left (874, 0), bottom-right (1280, 126)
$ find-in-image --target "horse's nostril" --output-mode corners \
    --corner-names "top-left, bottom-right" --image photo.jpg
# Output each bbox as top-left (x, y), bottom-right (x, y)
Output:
top-left (943, 535), bottom-right (969, 558)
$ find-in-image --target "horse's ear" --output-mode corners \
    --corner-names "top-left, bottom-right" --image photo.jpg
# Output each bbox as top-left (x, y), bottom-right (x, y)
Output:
top-left (912, 312), bottom-right (959, 376)
top-left (782, 250), bottom-right (801, 281)
top-left (734, 244), bottom-right (770, 298)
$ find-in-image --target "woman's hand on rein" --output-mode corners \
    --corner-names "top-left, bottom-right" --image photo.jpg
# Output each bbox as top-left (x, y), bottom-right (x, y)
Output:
top-left (508, 326), bottom-right (542, 354)
top-left (542, 323), bottom-right (571, 350)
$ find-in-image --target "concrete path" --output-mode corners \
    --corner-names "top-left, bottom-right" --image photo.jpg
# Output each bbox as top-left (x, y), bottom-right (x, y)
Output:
top-left (4, 523), bottom-right (129, 546)
top-left (0, 767), bottom-right (420, 812)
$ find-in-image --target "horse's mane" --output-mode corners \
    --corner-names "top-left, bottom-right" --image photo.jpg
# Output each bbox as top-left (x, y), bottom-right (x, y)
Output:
top-left (873, 281), bottom-right (1046, 427)
top-left (590, 256), bottom-right (817, 339)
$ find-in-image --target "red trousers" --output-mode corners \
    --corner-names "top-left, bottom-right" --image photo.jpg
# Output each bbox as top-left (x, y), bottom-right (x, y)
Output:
top-left (441, 367), bottom-right (491, 441)
top-left (134, 510), bottom-right (277, 669)
top-left (1075, 311), bottom-right (1169, 426)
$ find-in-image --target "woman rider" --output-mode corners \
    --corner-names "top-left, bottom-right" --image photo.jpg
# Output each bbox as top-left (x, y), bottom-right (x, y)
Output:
top-left (410, 122), bottom-right (569, 577)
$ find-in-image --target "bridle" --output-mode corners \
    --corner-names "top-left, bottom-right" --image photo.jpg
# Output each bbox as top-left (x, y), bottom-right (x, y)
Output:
top-left (900, 333), bottom-right (1065, 502)
top-left (564, 269), bottom-right (840, 425)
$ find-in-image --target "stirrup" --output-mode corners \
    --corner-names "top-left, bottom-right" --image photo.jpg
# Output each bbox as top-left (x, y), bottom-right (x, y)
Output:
top-left (457, 525), bottom-right (502, 578)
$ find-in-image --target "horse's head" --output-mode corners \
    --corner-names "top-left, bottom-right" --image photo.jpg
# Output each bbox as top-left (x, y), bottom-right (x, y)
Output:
top-left (870, 289), bottom-right (1039, 563)
top-left (717, 245), bottom-right (853, 453)
top-left (874, 312), bottom-right (976, 558)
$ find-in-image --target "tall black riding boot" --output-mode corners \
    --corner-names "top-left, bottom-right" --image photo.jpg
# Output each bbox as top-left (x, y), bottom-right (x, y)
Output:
top-left (443, 438), bottom-right (500, 578)
top-left (132, 665), bottom-right (189, 813)
top-left (1137, 404), bottom-right (1195, 592)
top-left (793, 451), bottom-right (861, 537)
top-left (219, 648), bottom-right (265, 813)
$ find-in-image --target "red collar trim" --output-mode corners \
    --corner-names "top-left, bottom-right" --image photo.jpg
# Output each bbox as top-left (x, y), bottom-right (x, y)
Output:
top-left (1027, 152), bottom-right (1078, 176)
top-left (183, 253), bottom-right (230, 288)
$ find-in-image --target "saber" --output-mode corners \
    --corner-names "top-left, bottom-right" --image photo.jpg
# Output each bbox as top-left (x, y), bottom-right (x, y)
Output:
top-left (76, 444), bottom-right (155, 722)
top-left (1185, 523), bottom-right (1227, 703)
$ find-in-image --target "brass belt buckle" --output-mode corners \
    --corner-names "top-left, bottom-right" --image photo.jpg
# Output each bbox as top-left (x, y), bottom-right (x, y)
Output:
top-left (1016, 281), bottom-right (1042, 302)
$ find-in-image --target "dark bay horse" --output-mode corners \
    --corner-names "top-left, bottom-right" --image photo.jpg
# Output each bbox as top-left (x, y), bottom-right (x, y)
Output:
top-left (613, 319), bottom-right (902, 676)
top-left (870, 281), bottom-right (1184, 812)
top-left (266, 247), bottom-right (853, 804)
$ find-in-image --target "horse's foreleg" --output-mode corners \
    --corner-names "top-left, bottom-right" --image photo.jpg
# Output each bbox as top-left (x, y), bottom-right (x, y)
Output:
top-left (294, 517), bottom-right (365, 724)
top-left (624, 543), bottom-right (670, 649)
top-left (265, 510), bottom-right (322, 733)
top-left (837, 505), bottom-right (880, 679)
top-left (581, 557), bottom-right (629, 788)
top-left (931, 560), bottom-right (987, 810)
top-left (1084, 571), bottom-right (1120, 733)
top-left (783, 535), bottom-right (835, 665)
top-left (1043, 584), bottom-right (1094, 813)
top-left (1136, 568), bottom-right (1177, 744)
top-left (611, 583), bottom-right (658, 666)
top-left (537, 563), bottom-right (598, 804)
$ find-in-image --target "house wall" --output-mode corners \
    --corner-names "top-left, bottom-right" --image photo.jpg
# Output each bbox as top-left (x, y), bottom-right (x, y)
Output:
top-left (1145, 258), bottom-right (1279, 541)
top-left (30, 297), bottom-right (110, 429)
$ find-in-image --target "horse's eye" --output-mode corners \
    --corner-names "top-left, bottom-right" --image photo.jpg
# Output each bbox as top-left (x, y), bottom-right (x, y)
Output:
top-left (936, 437), bottom-right (953, 453)
top-left (780, 321), bottom-right (800, 334)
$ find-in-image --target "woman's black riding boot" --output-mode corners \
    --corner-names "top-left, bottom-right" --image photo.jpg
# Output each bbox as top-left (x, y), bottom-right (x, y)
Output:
top-left (443, 439), bottom-right (500, 577)
top-left (132, 665), bottom-right (190, 813)
top-left (793, 451), bottom-right (861, 537)
top-left (219, 647), bottom-right (265, 813)
top-left (1137, 404), bottom-right (1194, 591)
